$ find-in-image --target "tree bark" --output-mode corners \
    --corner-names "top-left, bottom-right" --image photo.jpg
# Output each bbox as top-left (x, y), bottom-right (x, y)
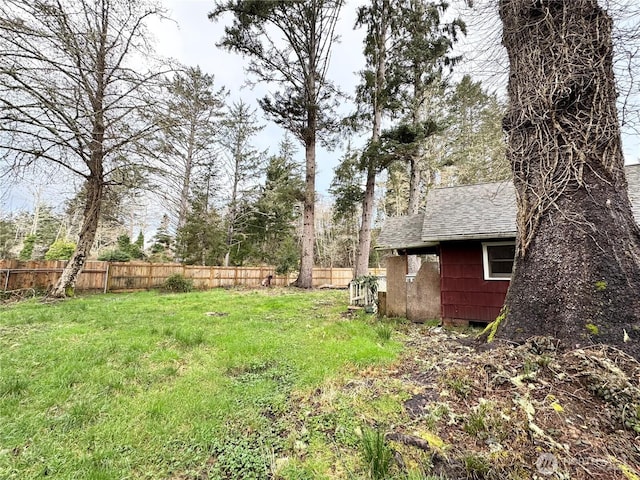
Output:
top-left (354, 1), bottom-right (388, 278)
top-left (497, 0), bottom-right (640, 359)
top-left (294, 135), bottom-right (316, 288)
top-left (406, 155), bottom-right (422, 275)
top-left (354, 167), bottom-right (376, 277)
top-left (51, 175), bottom-right (103, 297)
top-left (294, 16), bottom-right (319, 289)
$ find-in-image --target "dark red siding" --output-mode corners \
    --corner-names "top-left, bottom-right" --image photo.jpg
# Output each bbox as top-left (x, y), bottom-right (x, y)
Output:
top-left (440, 241), bottom-right (509, 323)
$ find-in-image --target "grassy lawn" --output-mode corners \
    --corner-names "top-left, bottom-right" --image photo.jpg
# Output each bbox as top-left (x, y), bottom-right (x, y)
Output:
top-left (0, 288), bottom-right (402, 479)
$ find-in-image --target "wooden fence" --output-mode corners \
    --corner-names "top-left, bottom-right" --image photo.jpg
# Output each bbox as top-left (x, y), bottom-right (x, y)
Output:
top-left (0, 260), bottom-right (385, 293)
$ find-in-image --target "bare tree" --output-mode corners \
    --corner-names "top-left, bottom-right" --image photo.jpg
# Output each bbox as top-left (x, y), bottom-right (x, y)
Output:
top-left (0, 0), bottom-right (169, 297)
top-left (209, 0), bottom-right (343, 288)
top-left (495, 0), bottom-right (640, 359)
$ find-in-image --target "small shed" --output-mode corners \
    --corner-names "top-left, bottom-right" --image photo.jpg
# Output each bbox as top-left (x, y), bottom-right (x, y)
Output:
top-left (377, 164), bottom-right (640, 324)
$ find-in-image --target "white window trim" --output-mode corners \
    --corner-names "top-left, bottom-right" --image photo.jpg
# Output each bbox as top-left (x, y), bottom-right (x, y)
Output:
top-left (482, 241), bottom-right (515, 281)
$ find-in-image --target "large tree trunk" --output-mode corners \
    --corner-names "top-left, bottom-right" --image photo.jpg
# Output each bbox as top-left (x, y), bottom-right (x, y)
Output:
top-left (354, 5), bottom-right (387, 278)
top-left (354, 167), bottom-right (376, 278)
top-left (406, 156), bottom-right (422, 274)
top-left (497, 0), bottom-right (640, 359)
top-left (51, 175), bottom-right (103, 297)
top-left (294, 136), bottom-right (316, 288)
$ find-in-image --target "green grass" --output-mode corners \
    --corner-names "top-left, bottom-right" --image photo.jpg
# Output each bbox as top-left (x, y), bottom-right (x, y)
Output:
top-left (0, 288), bottom-right (401, 479)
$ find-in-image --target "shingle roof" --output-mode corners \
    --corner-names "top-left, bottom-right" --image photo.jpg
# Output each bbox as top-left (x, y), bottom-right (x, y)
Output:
top-left (421, 180), bottom-right (516, 242)
top-left (377, 164), bottom-right (640, 250)
top-left (376, 213), bottom-right (426, 250)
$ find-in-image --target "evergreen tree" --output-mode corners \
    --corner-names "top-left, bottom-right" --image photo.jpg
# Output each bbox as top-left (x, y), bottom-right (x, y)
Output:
top-left (210, 0), bottom-right (344, 287)
top-left (154, 66), bottom-right (227, 231)
top-left (175, 194), bottom-right (226, 266)
top-left (443, 75), bottom-right (508, 184)
top-left (245, 140), bottom-right (304, 273)
top-left (218, 100), bottom-right (265, 266)
top-left (149, 215), bottom-right (174, 262)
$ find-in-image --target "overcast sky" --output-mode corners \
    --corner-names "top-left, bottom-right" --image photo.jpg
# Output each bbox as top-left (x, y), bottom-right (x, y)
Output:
top-left (3, 0), bottom-right (639, 216)
top-left (151, 0), bottom-right (368, 203)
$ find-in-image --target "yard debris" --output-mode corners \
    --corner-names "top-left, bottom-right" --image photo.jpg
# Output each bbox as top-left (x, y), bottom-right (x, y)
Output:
top-left (286, 324), bottom-right (640, 479)
top-left (204, 311), bottom-right (228, 317)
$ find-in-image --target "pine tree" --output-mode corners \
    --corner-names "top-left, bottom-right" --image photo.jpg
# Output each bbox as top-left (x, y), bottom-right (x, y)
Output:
top-left (210, 0), bottom-right (344, 287)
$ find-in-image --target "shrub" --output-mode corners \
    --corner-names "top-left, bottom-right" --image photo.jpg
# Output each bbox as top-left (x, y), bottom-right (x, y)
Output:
top-left (98, 249), bottom-right (131, 262)
top-left (19, 234), bottom-right (37, 260)
top-left (44, 240), bottom-right (76, 260)
top-left (162, 274), bottom-right (193, 293)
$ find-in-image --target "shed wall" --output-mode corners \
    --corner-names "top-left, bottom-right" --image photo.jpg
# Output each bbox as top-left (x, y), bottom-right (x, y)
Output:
top-left (440, 241), bottom-right (509, 323)
top-left (385, 256), bottom-right (408, 317)
top-left (406, 261), bottom-right (440, 322)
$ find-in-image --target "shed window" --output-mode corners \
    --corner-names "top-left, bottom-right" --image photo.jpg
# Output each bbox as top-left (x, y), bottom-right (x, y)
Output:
top-left (482, 242), bottom-right (515, 280)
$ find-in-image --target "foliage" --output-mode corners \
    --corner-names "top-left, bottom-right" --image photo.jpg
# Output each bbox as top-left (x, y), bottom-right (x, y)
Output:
top-left (353, 274), bottom-right (379, 298)
top-left (98, 249), bottom-right (131, 262)
top-left (361, 426), bottom-right (394, 480)
top-left (330, 146), bottom-right (365, 222)
top-left (44, 240), bottom-right (76, 260)
top-left (154, 66), bottom-right (228, 230)
top-left (162, 274), bottom-right (194, 293)
top-left (0, 218), bottom-right (17, 259)
top-left (440, 75), bottom-right (508, 184)
top-left (210, 0), bottom-right (344, 287)
top-left (241, 141), bottom-right (304, 272)
top-left (218, 100), bottom-right (266, 264)
top-left (175, 195), bottom-right (227, 266)
top-left (112, 234), bottom-right (146, 260)
top-left (149, 214), bottom-right (174, 262)
top-left (18, 234), bottom-right (36, 261)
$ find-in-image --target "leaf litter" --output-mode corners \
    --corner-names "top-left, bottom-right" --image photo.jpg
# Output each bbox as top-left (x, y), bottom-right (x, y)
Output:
top-left (280, 324), bottom-right (640, 479)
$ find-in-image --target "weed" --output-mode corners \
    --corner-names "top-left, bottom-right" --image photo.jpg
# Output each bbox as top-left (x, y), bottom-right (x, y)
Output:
top-left (586, 323), bottom-right (599, 335)
top-left (462, 453), bottom-right (490, 479)
top-left (523, 358), bottom-right (538, 376)
top-left (423, 403), bottom-right (450, 430)
top-left (376, 323), bottom-right (393, 342)
top-left (173, 328), bottom-right (205, 347)
top-left (445, 368), bottom-right (472, 398)
top-left (536, 355), bottom-right (553, 368)
top-left (162, 274), bottom-right (193, 293)
top-left (206, 436), bottom-right (271, 479)
top-left (361, 426), bottom-right (394, 480)
top-left (464, 403), bottom-right (488, 438)
top-left (595, 280), bottom-right (607, 291)
top-left (0, 376), bottom-right (28, 397)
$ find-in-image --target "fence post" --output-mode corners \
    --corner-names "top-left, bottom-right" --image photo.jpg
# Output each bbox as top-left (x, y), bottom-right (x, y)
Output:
top-left (103, 263), bottom-right (110, 294)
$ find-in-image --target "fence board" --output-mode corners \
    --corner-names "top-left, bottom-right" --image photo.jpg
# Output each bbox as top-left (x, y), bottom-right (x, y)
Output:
top-left (0, 259), bottom-right (385, 293)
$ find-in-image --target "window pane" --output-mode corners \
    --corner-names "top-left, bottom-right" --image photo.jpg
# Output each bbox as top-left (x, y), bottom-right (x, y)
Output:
top-left (488, 245), bottom-right (515, 261)
top-left (491, 260), bottom-right (513, 274)
top-left (486, 244), bottom-right (515, 278)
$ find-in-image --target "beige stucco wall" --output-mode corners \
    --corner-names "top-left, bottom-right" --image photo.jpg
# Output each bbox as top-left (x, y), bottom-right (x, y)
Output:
top-left (385, 256), bottom-right (407, 318)
top-left (406, 260), bottom-right (441, 322)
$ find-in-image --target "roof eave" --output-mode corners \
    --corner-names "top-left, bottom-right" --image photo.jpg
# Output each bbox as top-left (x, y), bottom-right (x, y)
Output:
top-left (421, 231), bottom-right (517, 243)
top-left (375, 241), bottom-right (439, 251)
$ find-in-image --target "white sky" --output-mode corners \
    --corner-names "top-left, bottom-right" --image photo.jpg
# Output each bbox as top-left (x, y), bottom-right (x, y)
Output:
top-left (150, 0), bottom-right (368, 203)
top-left (3, 0), bottom-right (639, 216)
